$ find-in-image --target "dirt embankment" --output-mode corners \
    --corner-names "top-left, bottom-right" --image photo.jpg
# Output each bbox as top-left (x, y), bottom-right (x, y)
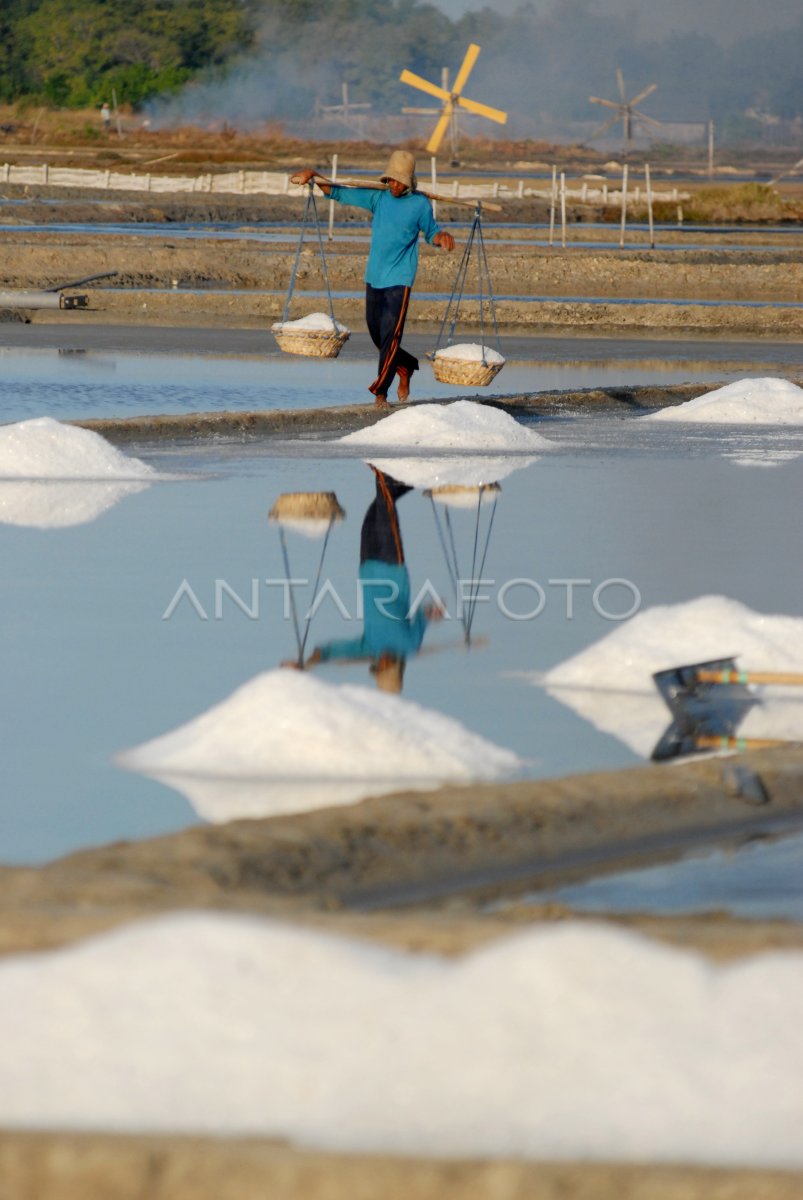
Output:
top-left (1, 188), bottom-right (801, 336)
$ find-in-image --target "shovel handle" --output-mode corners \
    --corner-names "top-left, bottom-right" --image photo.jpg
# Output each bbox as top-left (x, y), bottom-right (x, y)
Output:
top-left (696, 668), bottom-right (803, 687)
top-left (695, 735), bottom-right (787, 751)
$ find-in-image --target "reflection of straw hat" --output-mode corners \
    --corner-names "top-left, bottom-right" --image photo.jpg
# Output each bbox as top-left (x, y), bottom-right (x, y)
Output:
top-left (380, 150), bottom-right (417, 193)
top-left (372, 656), bottom-right (405, 693)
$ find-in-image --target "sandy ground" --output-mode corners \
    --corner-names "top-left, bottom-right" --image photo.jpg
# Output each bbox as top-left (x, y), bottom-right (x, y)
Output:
top-left (3, 191), bottom-right (803, 1198)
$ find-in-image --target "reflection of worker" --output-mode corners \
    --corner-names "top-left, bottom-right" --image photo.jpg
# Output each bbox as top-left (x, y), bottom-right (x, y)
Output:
top-left (302, 468), bottom-right (442, 693)
top-left (290, 152), bottom-right (455, 408)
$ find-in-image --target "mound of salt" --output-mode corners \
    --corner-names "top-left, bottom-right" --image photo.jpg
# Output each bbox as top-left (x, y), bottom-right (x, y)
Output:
top-left (271, 312), bottom-right (349, 333)
top-left (540, 595), bottom-right (803, 757)
top-left (118, 669), bottom-right (521, 821)
top-left (0, 417), bottom-right (156, 480)
top-left (435, 343), bottom-right (505, 365)
top-left (647, 377), bottom-right (803, 424)
top-left (1, 912), bottom-right (802, 1166)
top-left (339, 400), bottom-right (551, 451)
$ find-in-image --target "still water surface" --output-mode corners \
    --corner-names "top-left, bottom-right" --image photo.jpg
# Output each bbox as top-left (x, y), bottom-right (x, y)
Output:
top-left (1, 348), bottom-right (802, 929)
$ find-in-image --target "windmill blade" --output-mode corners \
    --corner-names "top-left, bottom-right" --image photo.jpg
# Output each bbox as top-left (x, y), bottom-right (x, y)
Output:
top-left (633, 110), bottom-right (663, 128)
top-left (616, 67), bottom-right (626, 101)
top-left (452, 43), bottom-right (481, 95)
top-left (402, 107), bottom-right (441, 115)
top-left (426, 107), bottom-right (454, 154)
top-left (587, 113), bottom-right (622, 140)
top-left (589, 96), bottom-right (624, 112)
top-left (630, 82), bottom-right (658, 108)
top-left (399, 69), bottom-right (449, 103)
top-left (456, 94), bottom-right (508, 124)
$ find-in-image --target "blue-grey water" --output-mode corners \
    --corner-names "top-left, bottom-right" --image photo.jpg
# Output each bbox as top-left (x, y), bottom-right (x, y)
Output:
top-left (1, 343), bottom-right (802, 927)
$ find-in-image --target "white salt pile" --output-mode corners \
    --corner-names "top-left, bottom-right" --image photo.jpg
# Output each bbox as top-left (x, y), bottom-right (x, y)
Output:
top-left (0, 417), bottom-right (156, 480)
top-left (118, 669), bottom-right (522, 821)
top-left (272, 312), bottom-right (349, 333)
top-left (540, 595), bottom-right (803, 758)
top-left (435, 343), bottom-right (505, 364)
top-left (339, 400), bottom-right (551, 451)
top-left (1, 912), bottom-right (801, 1166)
top-left (0, 417), bottom-right (156, 528)
top-left (366, 454), bottom-right (536, 490)
top-left (647, 377), bottom-right (803, 424)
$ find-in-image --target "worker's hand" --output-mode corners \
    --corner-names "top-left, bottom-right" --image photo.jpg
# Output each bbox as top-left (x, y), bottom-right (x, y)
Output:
top-left (424, 603), bottom-right (446, 621)
top-left (279, 659), bottom-right (303, 670)
top-left (290, 168), bottom-right (316, 187)
top-left (433, 231), bottom-right (455, 251)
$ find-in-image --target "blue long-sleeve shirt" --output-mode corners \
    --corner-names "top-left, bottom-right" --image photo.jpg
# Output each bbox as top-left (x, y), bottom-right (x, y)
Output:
top-left (328, 186), bottom-right (441, 289)
top-left (316, 560), bottom-right (429, 662)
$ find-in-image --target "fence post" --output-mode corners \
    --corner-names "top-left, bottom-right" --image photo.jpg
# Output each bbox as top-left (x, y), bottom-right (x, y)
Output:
top-left (430, 155), bottom-right (437, 220)
top-left (645, 163), bottom-right (654, 249)
top-left (559, 171), bottom-right (567, 249)
top-left (328, 153), bottom-right (338, 241)
top-left (548, 165), bottom-right (557, 247)
top-left (517, 178), bottom-right (524, 198)
top-left (619, 163), bottom-right (628, 249)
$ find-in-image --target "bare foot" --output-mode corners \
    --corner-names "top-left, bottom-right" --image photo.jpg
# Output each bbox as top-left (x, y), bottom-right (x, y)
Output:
top-left (396, 367), bottom-right (411, 403)
top-left (374, 394), bottom-right (389, 408)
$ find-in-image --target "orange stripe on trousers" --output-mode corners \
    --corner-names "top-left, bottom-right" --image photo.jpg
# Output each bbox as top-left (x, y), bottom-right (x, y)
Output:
top-left (369, 287), bottom-right (411, 396)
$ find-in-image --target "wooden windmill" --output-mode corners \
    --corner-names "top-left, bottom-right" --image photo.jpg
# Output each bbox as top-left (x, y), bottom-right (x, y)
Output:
top-left (400, 44), bottom-right (507, 163)
top-left (316, 83), bottom-right (371, 135)
top-left (588, 68), bottom-right (661, 150)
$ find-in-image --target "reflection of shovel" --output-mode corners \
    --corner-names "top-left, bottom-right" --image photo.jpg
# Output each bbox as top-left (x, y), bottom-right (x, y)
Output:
top-left (651, 656), bottom-right (795, 761)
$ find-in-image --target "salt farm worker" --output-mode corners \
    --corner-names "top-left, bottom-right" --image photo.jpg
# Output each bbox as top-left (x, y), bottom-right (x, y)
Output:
top-left (300, 467), bottom-right (443, 693)
top-left (290, 151), bottom-right (455, 408)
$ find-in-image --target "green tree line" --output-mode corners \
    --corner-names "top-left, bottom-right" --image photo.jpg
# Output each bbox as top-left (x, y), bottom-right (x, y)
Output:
top-left (2, 0), bottom-right (801, 142)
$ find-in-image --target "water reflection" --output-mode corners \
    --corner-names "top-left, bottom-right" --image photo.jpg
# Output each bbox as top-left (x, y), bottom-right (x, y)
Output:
top-left (0, 479), bottom-right (151, 528)
top-left (298, 469), bottom-right (443, 692)
top-left (118, 462), bottom-right (524, 821)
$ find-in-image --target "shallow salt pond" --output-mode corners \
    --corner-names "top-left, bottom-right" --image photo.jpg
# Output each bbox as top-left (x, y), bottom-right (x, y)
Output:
top-left (0, 343), bottom-right (789, 424)
top-left (2, 396), bottom-right (803, 884)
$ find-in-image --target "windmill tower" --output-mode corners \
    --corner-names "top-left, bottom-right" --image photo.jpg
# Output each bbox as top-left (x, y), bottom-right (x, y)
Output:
top-left (588, 69), bottom-right (661, 151)
top-left (400, 44), bottom-right (507, 164)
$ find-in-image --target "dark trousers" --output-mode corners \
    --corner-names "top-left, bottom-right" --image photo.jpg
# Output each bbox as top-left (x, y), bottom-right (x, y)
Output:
top-left (366, 283), bottom-right (419, 397)
top-left (361, 470), bottom-right (413, 565)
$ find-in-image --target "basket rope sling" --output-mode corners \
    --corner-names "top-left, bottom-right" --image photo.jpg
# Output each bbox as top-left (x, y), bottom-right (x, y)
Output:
top-left (428, 485), bottom-right (499, 646)
top-left (273, 184), bottom-right (349, 358)
top-left (432, 201), bottom-right (503, 386)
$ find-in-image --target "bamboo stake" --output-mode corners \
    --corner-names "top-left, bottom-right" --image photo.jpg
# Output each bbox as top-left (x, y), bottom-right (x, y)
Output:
top-left (430, 155), bottom-right (437, 220)
top-left (619, 163), bottom-right (628, 249)
top-left (645, 161), bottom-right (655, 249)
top-left (559, 171), bottom-right (566, 249)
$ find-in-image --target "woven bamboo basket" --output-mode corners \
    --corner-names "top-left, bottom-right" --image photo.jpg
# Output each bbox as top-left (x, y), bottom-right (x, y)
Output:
top-left (425, 483), bottom-right (501, 508)
top-left (272, 327), bottom-right (350, 359)
top-left (432, 354), bottom-right (504, 387)
top-left (269, 491), bottom-right (345, 521)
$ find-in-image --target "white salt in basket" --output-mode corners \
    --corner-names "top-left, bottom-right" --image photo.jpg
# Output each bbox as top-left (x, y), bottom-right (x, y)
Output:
top-left (432, 343), bottom-right (505, 387)
top-left (272, 314), bottom-right (350, 359)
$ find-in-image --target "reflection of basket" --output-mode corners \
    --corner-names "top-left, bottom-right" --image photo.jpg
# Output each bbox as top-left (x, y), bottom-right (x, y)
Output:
top-left (272, 328), bottom-right (350, 359)
top-left (425, 483), bottom-right (501, 508)
top-left (269, 492), bottom-right (346, 522)
top-left (432, 355), bottom-right (503, 387)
